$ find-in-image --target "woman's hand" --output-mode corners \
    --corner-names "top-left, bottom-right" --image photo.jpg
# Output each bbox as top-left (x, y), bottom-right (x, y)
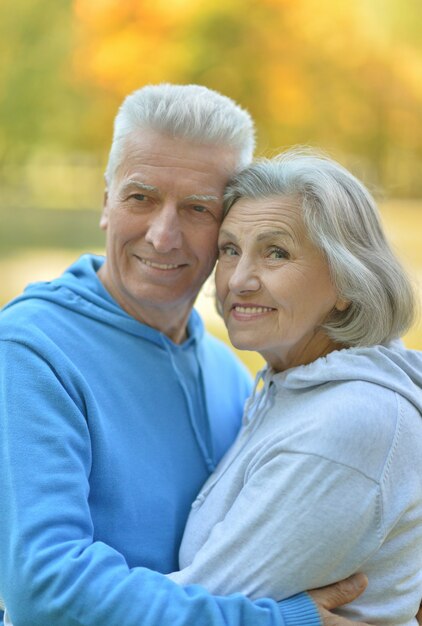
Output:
top-left (308, 573), bottom-right (371, 626)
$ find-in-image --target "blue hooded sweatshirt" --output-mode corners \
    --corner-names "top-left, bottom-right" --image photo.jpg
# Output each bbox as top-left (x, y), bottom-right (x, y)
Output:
top-left (0, 254), bottom-right (319, 626)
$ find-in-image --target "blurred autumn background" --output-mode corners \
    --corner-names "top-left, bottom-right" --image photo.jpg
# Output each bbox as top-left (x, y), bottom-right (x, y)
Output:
top-left (1, 0), bottom-right (422, 373)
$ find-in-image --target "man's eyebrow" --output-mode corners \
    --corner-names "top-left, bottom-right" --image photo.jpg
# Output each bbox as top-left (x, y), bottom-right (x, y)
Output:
top-left (119, 180), bottom-right (159, 194)
top-left (184, 194), bottom-right (219, 204)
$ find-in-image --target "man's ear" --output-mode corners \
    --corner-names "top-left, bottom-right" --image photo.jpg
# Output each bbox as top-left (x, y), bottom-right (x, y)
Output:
top-left (100, 189), bottom-right (109, 230)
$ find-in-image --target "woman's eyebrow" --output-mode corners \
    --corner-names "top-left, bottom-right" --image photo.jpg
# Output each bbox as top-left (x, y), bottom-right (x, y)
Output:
top-left (218, 228), bottom-right (237, 241)
top-left (256, 229), bottom-right (295, 243)
top-left (219, 228), bottom-right (295, 243)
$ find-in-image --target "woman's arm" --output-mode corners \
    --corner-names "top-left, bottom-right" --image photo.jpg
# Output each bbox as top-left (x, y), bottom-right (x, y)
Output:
top-left (168, 451), bottom-right (380, 600)
top-left (168, 387), bottom-right (422, 625)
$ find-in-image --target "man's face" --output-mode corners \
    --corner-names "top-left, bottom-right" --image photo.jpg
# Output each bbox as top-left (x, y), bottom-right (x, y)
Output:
top-left (99, 129), bottom-right (239, 341)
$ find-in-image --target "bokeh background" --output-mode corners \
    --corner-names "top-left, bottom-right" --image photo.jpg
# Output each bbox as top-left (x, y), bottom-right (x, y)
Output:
top-left (1, 0), bottom-right (422, 374)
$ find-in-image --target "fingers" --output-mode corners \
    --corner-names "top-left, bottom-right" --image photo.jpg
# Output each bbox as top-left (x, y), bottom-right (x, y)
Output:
top-left (308, 573), bottom-right (368, 610)
top-left (416, 603), bottom-right (422, 625)
top-left (318, 606), bottom-right (371, 626)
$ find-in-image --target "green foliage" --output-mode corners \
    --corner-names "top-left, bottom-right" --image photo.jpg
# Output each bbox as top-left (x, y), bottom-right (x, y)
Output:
top-left (0, 206), bottom-right (104, 257)
top-left (0, 0), bottom-right (70, 158)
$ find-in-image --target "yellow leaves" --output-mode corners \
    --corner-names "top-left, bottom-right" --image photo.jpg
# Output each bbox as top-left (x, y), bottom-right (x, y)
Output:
top-left (72, 0), bottom-right (193, 95)
top-left (74, 0), bottom-right (130, 32)
top-left (393, 47), bottom-right (422, 99)
top-left (67, 0), bottom-right (422, 195)
top-left (263, 64), bottom-right (311, 128)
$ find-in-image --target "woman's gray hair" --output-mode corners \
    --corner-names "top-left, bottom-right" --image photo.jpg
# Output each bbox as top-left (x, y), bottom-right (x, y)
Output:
top-left (105, 83), bottom-right (255, 185)
top-left (223, 147), bottom-right (416, 347)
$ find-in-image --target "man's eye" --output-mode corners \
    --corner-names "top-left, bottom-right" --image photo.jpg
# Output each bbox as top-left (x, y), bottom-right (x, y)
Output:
top-left (132, 194), bottom-right (147, 201)
top-left (192, 205), bottom-right (208, 213)
top-left (269, 247), bottom-right (289, 259)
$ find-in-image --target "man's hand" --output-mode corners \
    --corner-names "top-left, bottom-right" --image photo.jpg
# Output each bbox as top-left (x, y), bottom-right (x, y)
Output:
top-left (308, 573), bottom-right (370, 626)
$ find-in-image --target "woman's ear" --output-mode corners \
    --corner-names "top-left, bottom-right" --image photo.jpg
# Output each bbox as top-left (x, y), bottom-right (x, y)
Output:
top-left (335, 297), bottom-right (351, 312)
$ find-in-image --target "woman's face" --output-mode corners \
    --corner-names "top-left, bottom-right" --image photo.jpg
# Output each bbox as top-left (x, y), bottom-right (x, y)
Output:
top-left (215, 195), bottom-right (347, 371)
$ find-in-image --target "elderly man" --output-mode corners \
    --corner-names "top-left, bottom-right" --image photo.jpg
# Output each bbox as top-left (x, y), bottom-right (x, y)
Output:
top-left (0, 84), bottom-right (368, 626)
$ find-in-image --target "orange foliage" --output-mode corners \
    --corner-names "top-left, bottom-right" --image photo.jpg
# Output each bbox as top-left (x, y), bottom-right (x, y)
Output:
top-left (73, 0), bottom-right (196, 95)
top-left (70, 0), bottom-right (422, 194)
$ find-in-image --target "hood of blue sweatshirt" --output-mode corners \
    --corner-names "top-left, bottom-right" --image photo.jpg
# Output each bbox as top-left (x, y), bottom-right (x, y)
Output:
top-left (1, 253), bottom-right (252, 476)
top-left (2, 253), bottom-right (205, 347)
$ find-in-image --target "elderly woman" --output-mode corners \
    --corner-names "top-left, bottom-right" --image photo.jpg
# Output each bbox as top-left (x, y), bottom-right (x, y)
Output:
top-left (168, 149), bottom-right (422, 625)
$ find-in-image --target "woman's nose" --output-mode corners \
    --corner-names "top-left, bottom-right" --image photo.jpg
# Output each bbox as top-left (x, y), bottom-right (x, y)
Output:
top-left (228, 256), bottom-right (260, 293)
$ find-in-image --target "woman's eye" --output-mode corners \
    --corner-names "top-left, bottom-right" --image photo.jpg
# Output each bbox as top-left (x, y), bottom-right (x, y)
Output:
top-left (268, 247), bottom-right (289, 259)
top-left (219, 244), bottom-right (238, 257)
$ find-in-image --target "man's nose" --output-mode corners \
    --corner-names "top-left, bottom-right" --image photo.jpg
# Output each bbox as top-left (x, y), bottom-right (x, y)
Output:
top-left (145, 205), bottom-right (183, 252)
top-left (228, 256), bottom-right (261, 294)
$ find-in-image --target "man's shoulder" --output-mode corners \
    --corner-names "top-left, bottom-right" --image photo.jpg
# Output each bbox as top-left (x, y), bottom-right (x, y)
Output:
top-left (1, 294), bottom-right (53, 331)
top-left (0, 288), bottom-right (93, 364)
top-left (1, 291), bottom-right (69, 329)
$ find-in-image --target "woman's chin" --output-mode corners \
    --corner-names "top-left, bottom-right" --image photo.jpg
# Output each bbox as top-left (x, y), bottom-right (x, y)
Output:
top-left (228, 334), bottom-right (261, 354)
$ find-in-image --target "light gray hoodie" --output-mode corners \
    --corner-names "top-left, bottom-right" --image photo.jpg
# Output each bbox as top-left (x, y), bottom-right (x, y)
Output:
top-left (169, 342), bottom-right (422, 625)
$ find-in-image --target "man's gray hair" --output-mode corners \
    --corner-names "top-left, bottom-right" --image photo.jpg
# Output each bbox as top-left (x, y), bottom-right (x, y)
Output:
top-left (223, 147), bottom-right (416, 347)
top-left (105, 83), bottom-right (255, 185)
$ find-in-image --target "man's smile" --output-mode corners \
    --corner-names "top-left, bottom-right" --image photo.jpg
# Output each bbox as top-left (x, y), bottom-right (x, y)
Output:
top-left (134, 255), bottom-right (186, 271)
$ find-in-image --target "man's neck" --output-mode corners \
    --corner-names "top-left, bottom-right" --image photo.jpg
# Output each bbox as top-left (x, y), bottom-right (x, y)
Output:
top-left (97, 264), bottom-right (192, 344)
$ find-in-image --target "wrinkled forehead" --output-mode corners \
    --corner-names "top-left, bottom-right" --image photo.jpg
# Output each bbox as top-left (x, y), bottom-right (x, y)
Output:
top-left (219, 194), bottom-right (314, 246)
top-left (222, 194), bottom-right (302, 224)
top-left (115, 129), bottom-right (241, 178)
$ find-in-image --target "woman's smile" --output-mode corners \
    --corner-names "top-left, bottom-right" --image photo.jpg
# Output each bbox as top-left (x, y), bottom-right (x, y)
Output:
top-left (230, 303), bottom-right (277, 320)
